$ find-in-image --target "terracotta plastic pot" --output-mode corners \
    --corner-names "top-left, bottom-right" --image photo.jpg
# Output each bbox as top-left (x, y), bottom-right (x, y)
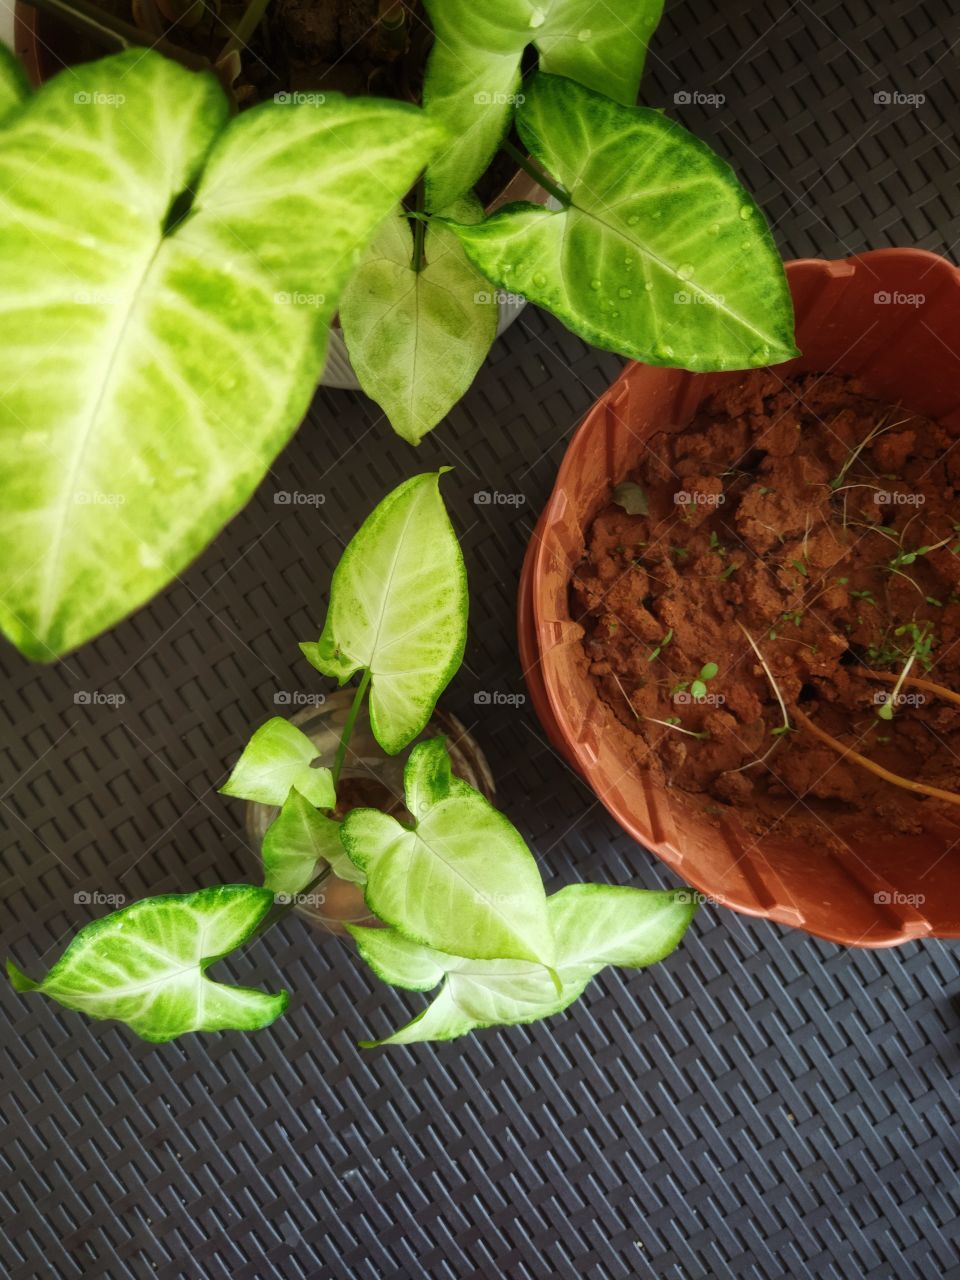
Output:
top-left (519, 248), bottom-right (960, 948)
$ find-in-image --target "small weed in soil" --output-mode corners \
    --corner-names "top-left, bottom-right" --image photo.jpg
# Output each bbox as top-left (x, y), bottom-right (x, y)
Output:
top-left (573, 371), bottom-right (960, 834)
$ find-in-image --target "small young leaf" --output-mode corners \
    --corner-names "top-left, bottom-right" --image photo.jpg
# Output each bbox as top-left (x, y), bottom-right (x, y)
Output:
top-left (220, 718), bottom-right (335, 809)
top-left (448, 74), bottom-right (798, 371)
top-left (422, 0), bottom-right (663, 209)
top-left (690, 680), bottom-right (707, 700)
top-left (7, 886), bottom-right (287, 1042)
top-left (700, 662), bottom-right (718, 681)
top-left (300, 472), bottom-right (468, 755)
top-left (339, 196), bottom-right (498, 443)
top-left (351, 885), bottom-right (696, 1046)
top-left (612, 481), bottom-right (649, 515)
top-left (340, 738), bottom-right (555, 970)
top-left (262, 789), bottom-right (362, 898)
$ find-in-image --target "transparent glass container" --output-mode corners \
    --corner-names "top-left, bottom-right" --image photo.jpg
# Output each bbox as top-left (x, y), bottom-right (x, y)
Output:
top-left (245, 690), bottom-right (495, 937)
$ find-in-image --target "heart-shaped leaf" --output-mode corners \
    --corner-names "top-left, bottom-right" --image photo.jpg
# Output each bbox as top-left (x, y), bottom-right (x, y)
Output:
top-left (339, 196), bottom-right (498, 443)
top-left (350, 883), bottom-right (696, 1045)
top-left (422, 0), bottom-right (663, 209)
top-left (300, 472), bottom-right (467, 754)
top-left (220, 717), bottom-right (335, 809)
top-left (0, 50), bottom-right (443, 660)
top-left (340, 738), bottom-right (556, 970)
top-left (7, 885), bottom-right (287, 1042)
top-left (261, 788), bottom-right (361, 898)
top-left (448, 74), bottom-right (798, 371)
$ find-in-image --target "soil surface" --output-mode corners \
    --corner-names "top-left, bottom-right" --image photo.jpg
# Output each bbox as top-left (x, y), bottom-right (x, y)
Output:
top-left (573, 371), bottom-right (960, 835)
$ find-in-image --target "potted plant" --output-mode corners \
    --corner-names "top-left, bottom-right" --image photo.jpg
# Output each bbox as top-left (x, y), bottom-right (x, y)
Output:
top-left (7, 471), bottom-right (697, 1044)
top-left (520, 248), bottom-right (960, 948)
top-left (0, 0), bottom-right (797, 665)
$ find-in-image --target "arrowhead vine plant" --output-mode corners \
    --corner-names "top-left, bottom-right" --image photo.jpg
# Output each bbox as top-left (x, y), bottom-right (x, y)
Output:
top-left (7, 472), bottom-right (698, 1045)
top-left (0, 0), bottom-right (797, 662)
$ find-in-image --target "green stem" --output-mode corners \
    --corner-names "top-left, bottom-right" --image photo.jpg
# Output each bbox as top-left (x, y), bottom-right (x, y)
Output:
top-left (247, 864), bottom-right (333, 943)
top-left (500, 139), bottom-right (570, 207)
top-left (331, 669), bottom-right (372, 788)
top-left (16, 0), bottom-right (210, 68)
top-left (412, 178), bottom-right (426, 272)
top-left (219, 0), bottom-right (274, 60)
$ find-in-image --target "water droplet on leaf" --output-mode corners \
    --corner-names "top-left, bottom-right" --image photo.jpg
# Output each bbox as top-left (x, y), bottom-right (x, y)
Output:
top-left (590, 278), bottom-right (602, 291)
top-left (618, 286), bottom-right (632, 299)
top-left (532, 271), bottom-right (546, 286)
top-left (739, 205), bottom-right (752, 220)
top-left (677, 263), bottom-right (694, 280)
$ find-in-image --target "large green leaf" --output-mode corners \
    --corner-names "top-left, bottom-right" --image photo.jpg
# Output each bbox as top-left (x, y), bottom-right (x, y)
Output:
top-left (349, 884), bottom-right (696, 1045)
top-left (7, 885), bottom-right (287, 1042)
top-left (261, 788), bottom-right (363, 897)
top-left (448, 74), bottom-right (798, 371)
top-left (422, 0), bottom-right (662, 210)
top-left (339, 196), bottom-right (497, 443)
top-left (340, 738), bottom-right (556, 970)
top-left (220, 717), bottom-right (335, 809)
top-left (0, 50), bottom-right (443, 660)
top-left (300, 472), bottom-right (467, 754)
top-left (0, 45), bottom-right (29, 124)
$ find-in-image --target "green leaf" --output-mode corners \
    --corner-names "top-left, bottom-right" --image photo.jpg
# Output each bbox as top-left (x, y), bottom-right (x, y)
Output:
top-left (261, 788), bottom-right (361, 898)
top-left (351, 884), bottom-right (696, 1045)
top-left (448, 74), bottom-right (798, 371)
top-left (348, 923), bottom-right (447, 991)
top-left (340, 738), bottom-right (556, 969)
top-left (339, 196), bottom-right (498, 443)
top-left (0, 45), bottom-right (29, 124)
top-left (0, 50), bottom-right (443, 661)
top-left (690, 680), bottom-right (707, 700)
top-left (612, 481), bottom-right (649, 515)
top-left (422, 0), bottom-right (663, 209)
top-left (300, 472), bottom-right (468, 754)
top-left (700, 661), bottom-right (718, 680)
top-left (220, 717), bottom-right (335, 809)
top-left (7, 885), bottom-right (287, 1042)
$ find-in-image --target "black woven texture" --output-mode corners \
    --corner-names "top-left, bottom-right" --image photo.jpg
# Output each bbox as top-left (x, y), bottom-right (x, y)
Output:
top-left (3, 2), bottom-right (960, 1277)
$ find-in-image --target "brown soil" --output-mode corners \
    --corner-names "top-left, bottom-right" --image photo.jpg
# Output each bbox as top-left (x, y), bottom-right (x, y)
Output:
top-left (30, 0), bottom-right (430, 105)
top-left (573, 370), bottom-right (960, 836)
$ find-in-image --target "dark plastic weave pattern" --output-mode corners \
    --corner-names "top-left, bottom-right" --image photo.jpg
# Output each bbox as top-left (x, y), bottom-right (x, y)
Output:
top-left (2, 2), bottom-right (959, 1277)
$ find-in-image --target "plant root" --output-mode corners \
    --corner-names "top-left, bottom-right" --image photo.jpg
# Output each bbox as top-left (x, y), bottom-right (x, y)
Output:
top-left (791, 705), bottom-right (960, 808)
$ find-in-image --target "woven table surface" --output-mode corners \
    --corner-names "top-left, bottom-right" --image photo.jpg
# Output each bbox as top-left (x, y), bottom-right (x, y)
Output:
top-left (2, 2), bottom-right (959, 1277)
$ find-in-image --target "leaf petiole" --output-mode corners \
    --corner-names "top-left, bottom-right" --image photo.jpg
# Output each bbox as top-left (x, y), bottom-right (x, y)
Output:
top-left (500, 138), bottom-right (571, 208)
top-left (332, 668), bottom-right (372, 788)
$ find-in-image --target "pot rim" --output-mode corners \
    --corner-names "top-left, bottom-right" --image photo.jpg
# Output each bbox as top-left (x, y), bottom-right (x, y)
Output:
top-left (521, 248), bottom-right (960, 948)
